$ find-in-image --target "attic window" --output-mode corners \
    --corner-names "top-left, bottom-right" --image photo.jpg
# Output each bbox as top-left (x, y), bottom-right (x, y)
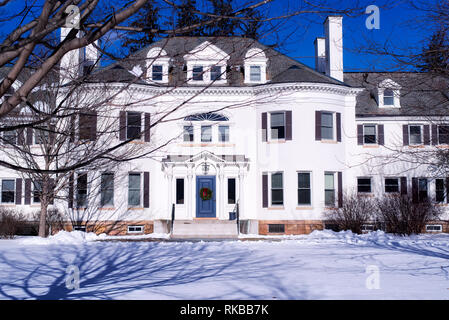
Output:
top-left (378, 79), bottom-right (401, 108)
top-left (383, 89), bottom-right (394, 105)
top-left (146, 47), bottom-right (170, 84)
top-left (244, 48), bottom-right (267, 84)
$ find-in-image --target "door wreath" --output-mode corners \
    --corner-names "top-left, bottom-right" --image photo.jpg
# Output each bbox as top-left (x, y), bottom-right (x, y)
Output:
top-left (199, 187), bottom-right (213, 200)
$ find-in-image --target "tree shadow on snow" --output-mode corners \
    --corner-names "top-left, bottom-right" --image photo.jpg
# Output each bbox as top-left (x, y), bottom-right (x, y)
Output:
top-left (0, 241), bottom-right (312, 300)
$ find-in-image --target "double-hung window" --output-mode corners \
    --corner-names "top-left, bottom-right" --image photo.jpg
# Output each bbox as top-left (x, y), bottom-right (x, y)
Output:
top-left (418, 178), bottom-right (428, 202)
top-left (152, 65), bottom-right (163, 81)
top-left (76, 173), bottom-right (88, 208)
top-left (250, 66), bottom-right (261, 82)
top-left (385, 178), bottom-right (399, 193)
top-left (321, 112), bottom-right (334, 140)
top-left (1, 179), bottom-right (15, 203)
top-left (127, 112), bottom-right (141, 140)
top-left (218, 125), bottom-right (229, 142)
top-left (201, 125), bottom-right (212, 142)
top-left (297, 172), bottom-right (311, 205)
top-left (33, 180), bottom-right (42, 203)
top-left (409, 125), bottom-right (422, 145)
top-left (383, 89), bottom-right (394, 106)
top-left (438, 125), bottom-right (449, 145)
top-left (357, 177), bottom-right (372, 193)
top-left (100, 173), bottom-right (114, 207)
top-left (192, 66), bottom-right (203, 81)
top-left (270, 112), bottom-right (285, 140)
top-left (436, 179), bottom-right (445, 203)
top-left (128, 173), bottom-right (141, 207)
top-left (34, 127), bottom-right (50, 145)
top-left (183, 125), bottom-right (194, 142)
top-left (210, 66), bottom-right (222, 81)
top-left (363, 124), bottom-right (377, 144)
top-left (271, 172), bottom-right (283, 206)
top-left (3, 130), bottom-right (16, 145)
top-left (324, 172), bottom-right (335, 207)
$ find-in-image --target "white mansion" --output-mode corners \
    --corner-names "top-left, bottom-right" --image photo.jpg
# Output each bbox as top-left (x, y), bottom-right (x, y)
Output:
top-left (1, 16), bottom-right (448, 237)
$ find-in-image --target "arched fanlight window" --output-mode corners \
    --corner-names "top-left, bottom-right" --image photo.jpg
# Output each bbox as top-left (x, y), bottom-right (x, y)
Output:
top-left (184, 112), bottom-right (228, 121)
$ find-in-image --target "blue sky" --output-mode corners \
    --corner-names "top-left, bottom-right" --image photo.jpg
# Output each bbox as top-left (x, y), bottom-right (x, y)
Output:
top-left (0, 0), bottom-right (437, 71)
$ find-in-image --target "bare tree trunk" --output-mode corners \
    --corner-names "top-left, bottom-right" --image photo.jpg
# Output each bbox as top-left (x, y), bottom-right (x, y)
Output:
top-left (38, 177), bottom-right (49, 237)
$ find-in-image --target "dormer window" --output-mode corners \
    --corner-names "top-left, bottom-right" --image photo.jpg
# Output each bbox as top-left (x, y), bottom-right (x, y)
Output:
top-left (383, 89), bottom-right (394, 106)
top-left (211, 66), bottom-right (222, 81)
top-left (250, 66), bottom-right (261, 82)
top-left (244, 48), bottom-right (267, 84)
top-left (192, 66), bottom-right (204, 81)
top-left (378, 79), bottom-right (401, 108)
top-left (152, 65), bottom-right (163, 81)
top-left (146, 47), bottom-right (170, 84)
top-left (183, 41), bottom-right (229, 85)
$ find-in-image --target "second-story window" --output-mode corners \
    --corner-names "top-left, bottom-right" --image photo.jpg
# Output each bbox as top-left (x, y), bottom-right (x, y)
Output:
top-left (183, 125), bottom-right (194, 142)
top-left (409, 125), bottom-right (422, 145)
top-left (357, 177), bottom-right (372, 193)
top-left (438, 125), bottom-right (449, 145)
top-left (2, 129), bottom-right (16, 145)
top-left (218, 125), bottom-right (229, 142)
top-left (192, 66), bottom-right (203, 81)
top-left (201, 125), bottom-right (212, 142)
top-left (127, 112), bottom-right (141, 140)
top-left (270, 112), bottom-right (285, 140)
top-left (363, 124), bottom-right (377, 144)
top-left (321, 112), bottom-right (334, 140)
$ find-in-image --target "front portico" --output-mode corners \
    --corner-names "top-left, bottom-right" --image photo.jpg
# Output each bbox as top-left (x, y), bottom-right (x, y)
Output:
top-left (161, 151), bottom-right (249, 221)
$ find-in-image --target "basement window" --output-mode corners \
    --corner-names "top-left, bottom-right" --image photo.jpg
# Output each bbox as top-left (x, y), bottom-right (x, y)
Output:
top-left (268, 224), bottom-right (285, 233)
top-left (426, 224), bottom-right (442, 232)
top-left (128, 225), bottom-right (144, 234)
top-left (73, 225), bottom-right (86, 232)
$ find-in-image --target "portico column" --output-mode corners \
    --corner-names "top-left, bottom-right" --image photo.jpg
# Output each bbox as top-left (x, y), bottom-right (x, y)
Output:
top-left (166, 166), bottom-right (173, 219)
top-left (238, 166), bottom-right (245, 220)
top-left (187, 165), bottom-right (194, 219)
top-left (217, 164), bottom-right (224, 220)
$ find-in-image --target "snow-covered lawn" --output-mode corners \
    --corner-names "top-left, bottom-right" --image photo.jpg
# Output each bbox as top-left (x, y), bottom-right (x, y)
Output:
top-left (0, 230), bottom-right (449, 299)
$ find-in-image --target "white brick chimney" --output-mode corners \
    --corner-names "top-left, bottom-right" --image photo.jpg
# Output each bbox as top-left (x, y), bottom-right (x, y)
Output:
top-left (314, 37), bottom-right (326, 74)
top-left (324, 16), bottom-right (343, 82)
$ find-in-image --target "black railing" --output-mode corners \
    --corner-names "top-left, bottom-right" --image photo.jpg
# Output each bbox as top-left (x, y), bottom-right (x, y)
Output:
top-left (170, 203), bottom-right (175, 234)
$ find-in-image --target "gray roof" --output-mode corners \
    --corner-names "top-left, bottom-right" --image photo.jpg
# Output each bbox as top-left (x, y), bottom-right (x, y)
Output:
top-left (344, 72), bottom-right (449, 117)
top-left (90, 37), bottom-right (346, 87)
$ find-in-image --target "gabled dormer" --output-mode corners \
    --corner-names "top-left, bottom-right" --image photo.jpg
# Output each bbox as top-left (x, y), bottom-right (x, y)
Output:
top-left (378, 79), bottom-right (401, 108)
top-left (183, 41), bottom-right (230, 85)
top-left (146, 47), bottom-right (170, 84)
top-left (244, 48), bottom-right (268, 84)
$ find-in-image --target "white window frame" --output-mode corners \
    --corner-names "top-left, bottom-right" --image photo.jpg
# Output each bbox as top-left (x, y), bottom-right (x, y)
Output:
top-left (409, 124), bottom-right (423, 145)
top-left (378, 79), bottom-right (401, 108)
top-left (384, 177), bottom-right (400, 194)
top-left (437, 125), bottom-right (449, 145)
top-left (269, 111), bottom-right (286, 141)
top-left (128, 172), bottom-right (142, 208)
top-left (297, 171), bottom-right (312, 206)
top-left (435, 178), bottom-right (446, 203)
top-left (127, 225), bottom-right (144, 234)
top-left (244, 48), bottom-right (267, 84)
top-left (146, 47), bottom-right (170, 84)
top-left (363, 124), bottom-right (378, 145)
top-left (321, 112), bottom-right (335, 141)
top-left (324, 172), bottom-right (335, 207)
top-left (100, 172), bottom-right (114, 208)
top-left (270, 172), bottom-right (284, 207)
top-left (357, 177), bottom-right (372, 194)
top-left (0, 178), bottom-right (15, 204)
top-left (32, 180), bottom-right (42, 204)
top-left (426, 224), bottom-right (442, 232)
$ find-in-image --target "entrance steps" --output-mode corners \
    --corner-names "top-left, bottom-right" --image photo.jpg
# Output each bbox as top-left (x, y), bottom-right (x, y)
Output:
top-left (171, 219), bottom-right (238, 239)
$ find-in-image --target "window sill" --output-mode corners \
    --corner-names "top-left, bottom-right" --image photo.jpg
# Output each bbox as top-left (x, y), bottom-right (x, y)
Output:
top-left (178, 143), bottom-right (235, 147)
top-left (436, 145), bottom-right (449, 149)
top-left (129, 140), bottom-right (145, 145)
top-left (362, 144), bottom-right (379, 148)
top-left (408, 144), bottom-right (425, 148)
top-left (128, 207), bottom-right (144, 210)
top-left (268, 206), bottom-right (284, 210)
top-left (358, 193), bottom-right (374, 197)
top-left (324, 206), bottom-right (337, 210)
top-left (0, 204), bottom-right (15, 207)
top-left (267, 140), bottom-right (286, 144)
top-left (321, 140), bottom-right (338, 144)
top-left (296, 206), bottom-right (313, 210)
top-left (99, 207), bottom-right (116, 211)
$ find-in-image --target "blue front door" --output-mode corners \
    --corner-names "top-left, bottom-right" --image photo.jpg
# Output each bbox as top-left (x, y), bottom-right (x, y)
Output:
top-left (196, 176), bottom-right (216, 218)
